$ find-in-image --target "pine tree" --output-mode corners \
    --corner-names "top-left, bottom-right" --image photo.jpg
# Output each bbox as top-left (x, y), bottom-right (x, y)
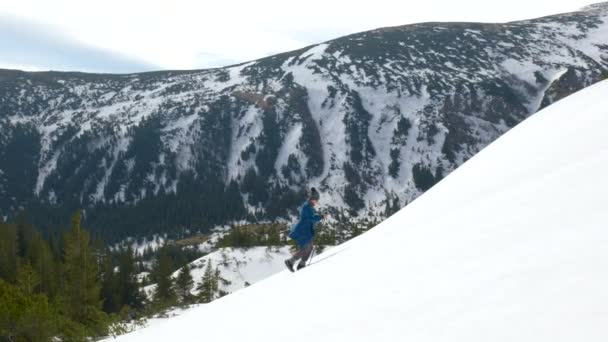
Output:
top-left (383, 192), bottom-right (392, 217)
top-left (16, 261), bottom-right (40, 295)
top-left (100, 249), bottom-right (119, 313)
top-left (351, 222), bottom-right (362, 238)
top-left (61, 210), bottom-right (107, 337)
top-left (175, 263), bottom-right (194, 304)
top-left (267, 224), bottom-right (281, 246)
top-left (212, 267), bottom-right (220, 296)
top-left (152, 246), bottom-right (175, 306)
top-left (0, 223), bottom-right (18, 283)
top-left (16, 211), bottom-right (35, 259)
top-left (196, 262), bottom-right (218, 303)
top-left (0, 279), bottom-right (58, 342)
top-left (26, 233), bottom-right (59, 299)
top-left (117, 246), bottom-right (144, 310)
top-left (392, 196), bottom-right (402, 214)
top-left (137, 260), bottom-right (146, 273)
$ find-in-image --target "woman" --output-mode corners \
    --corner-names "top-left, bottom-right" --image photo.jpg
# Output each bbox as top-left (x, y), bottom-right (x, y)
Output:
top-left (285, 187), bottom-right (328, 272)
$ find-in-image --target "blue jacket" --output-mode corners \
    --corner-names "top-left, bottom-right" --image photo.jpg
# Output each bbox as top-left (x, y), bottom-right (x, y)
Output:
top-left (288, 201), bottom-right (322, 248)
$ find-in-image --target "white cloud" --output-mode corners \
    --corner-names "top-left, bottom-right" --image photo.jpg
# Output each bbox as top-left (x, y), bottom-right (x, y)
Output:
top-left (0, 0), bottom-right (598, 72)
top-left (0, 14), bottom-right (157, 73)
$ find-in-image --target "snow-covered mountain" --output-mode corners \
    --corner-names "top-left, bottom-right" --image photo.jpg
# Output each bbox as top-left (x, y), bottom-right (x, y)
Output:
top-left (104, 76), bottom-right (608, 341)
top-left (1, 3), bottom-right (607, 238)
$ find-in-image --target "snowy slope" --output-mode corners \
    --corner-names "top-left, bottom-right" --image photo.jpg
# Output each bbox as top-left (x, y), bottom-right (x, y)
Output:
top-left (144, 246), bottom-right (293, 297)
top-left (188, 246), bottom-right (293, 294)
top-left (108, 80), bottom-right (608, 341)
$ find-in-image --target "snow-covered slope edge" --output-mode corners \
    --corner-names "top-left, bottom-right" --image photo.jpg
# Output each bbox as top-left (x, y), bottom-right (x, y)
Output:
top-left (108, 80), bottom-right (608, 341)
top-left (143, 246), bottom-right (293, 298)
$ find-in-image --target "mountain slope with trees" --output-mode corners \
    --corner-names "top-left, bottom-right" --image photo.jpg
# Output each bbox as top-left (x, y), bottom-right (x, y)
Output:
top-left (0, 3), bottom-right (607, 241)
top-left (105, 77), bottom-right (608, 342)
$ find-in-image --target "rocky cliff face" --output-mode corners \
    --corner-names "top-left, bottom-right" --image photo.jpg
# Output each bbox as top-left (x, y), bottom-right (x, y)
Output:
top-left (1, 3), bottom-right (607, 239)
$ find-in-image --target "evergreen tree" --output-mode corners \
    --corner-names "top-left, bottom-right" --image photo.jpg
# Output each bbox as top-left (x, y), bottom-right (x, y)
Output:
top-left (61, 210), bottom-right (107, 337)
top-left (26, 233), bottom-right (59, 299)
top-left (137, 260), bottom-right (146, 273)
top-left (266, 224), bottom-right (281, 246)
top-left (16, 261), bottom-right (40, 296)
top-left (100, 249), bottom-right (120, 313)
top-left (391, 196), bottom-right (401, 215)
top-left (196, 262), bottom-right (218, 303)
top-left (48, 229), bottom-right (67, 301)
top-left (16, 211), bottom-right (36, 259)
top-left (152, 246), bottom-right (175, 305)
top-left (175, 263), bottom-right (194, 304)
top-left (351, 222), bottom-right (362, 238)
top-left (116, 246), bottom-right (144, 310)
top-left (0, 279), bottom-right (58, 342)
top-left (0, 223), bottom-right (18, 283)
top-left (212, 267), bottom-right (220, 296)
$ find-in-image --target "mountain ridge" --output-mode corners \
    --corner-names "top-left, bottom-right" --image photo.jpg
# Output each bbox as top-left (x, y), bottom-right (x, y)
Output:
top-left (0, 3), bottom-right (607, 240)
top-left (2, 2), bottom-right (607, 77)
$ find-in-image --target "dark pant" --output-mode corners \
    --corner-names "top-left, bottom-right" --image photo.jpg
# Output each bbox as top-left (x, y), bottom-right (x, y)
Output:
top-left (289, 241), bottom-right (313, 266)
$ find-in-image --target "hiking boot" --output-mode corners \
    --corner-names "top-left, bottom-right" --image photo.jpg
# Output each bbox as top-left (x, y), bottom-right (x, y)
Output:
top-left (284, 259), bottom-right (295, 272)
top-left (296, 263), bottom-right (306, 271)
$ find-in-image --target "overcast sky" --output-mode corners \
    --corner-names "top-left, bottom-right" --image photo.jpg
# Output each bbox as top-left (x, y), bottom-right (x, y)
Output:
top-left (0, 0), bottom-right (598, 73)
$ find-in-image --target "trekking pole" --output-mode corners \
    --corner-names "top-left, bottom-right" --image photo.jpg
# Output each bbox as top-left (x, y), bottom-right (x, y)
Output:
top-left (308, 243), bottom-right (315, 266)
top-left (308, 213), bottom-right (326, 266)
